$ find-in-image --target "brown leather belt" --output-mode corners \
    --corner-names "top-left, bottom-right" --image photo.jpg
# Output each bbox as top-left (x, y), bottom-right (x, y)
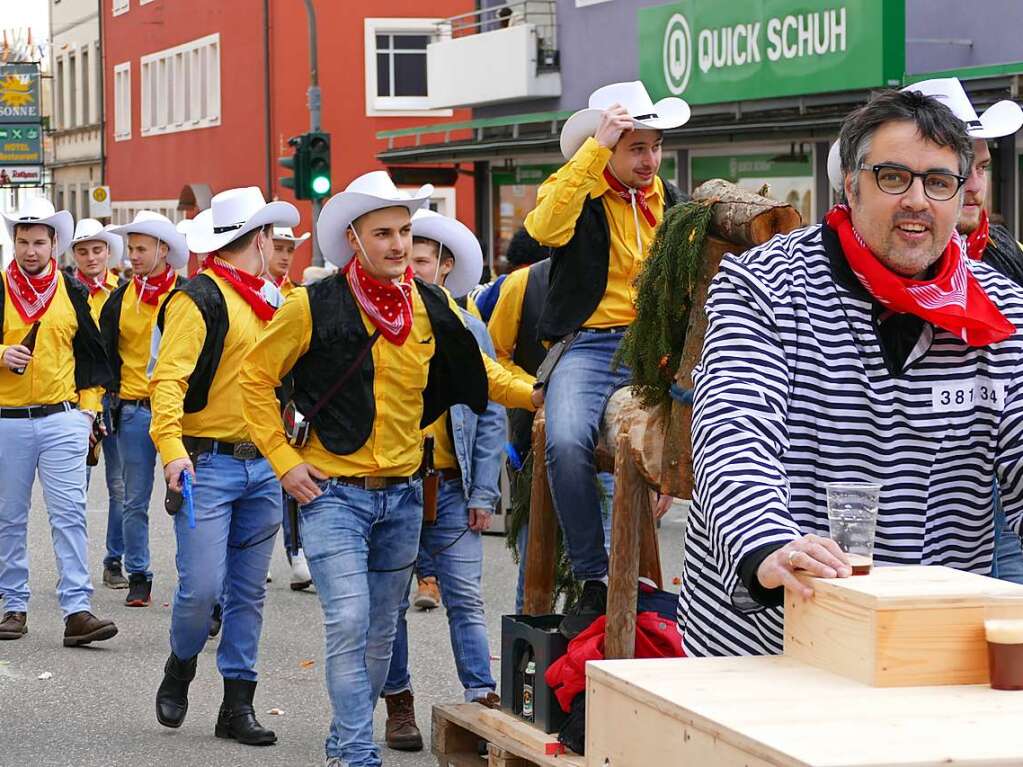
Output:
top-left (332, 475), bottom-right (418, 491)
top-left (182, 436), bottom-right (262, 461)
top-left (120, 398), bottom-right (151, 409)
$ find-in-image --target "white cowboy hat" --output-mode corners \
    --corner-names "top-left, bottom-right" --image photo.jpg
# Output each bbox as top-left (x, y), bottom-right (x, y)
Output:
top-left (1, 197), bottom-right (74, 253)
top-left (317, 171), bottom-right (433, 268)
top-left (272, 226), bottom-right (310, 246)
top-left (109, 211), bottom-right (190, 269)
top-left (185, 186), bottom-right (299, 255)
top-left (175, 217), bottom-right (196, 237)
top-left (411, 209), bottom-right (483, 299)
top-left (559, 81), bottom-right (691, 160)
top-left (68, 218), bottom-right (124, 263)
top-left (827, 77), bottom-right (1023, 192)
top-left (302, 264), bottom-right (337, 284)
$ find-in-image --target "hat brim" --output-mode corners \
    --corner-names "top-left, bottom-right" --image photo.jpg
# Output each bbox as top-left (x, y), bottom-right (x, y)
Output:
top-left (2, 210), bottom-right (74, 257)
top-left (67, 231), bottom-right (124, 263)
top-left (970, 100), bottom-right (1023, 139)
top-left (186, 201), bottom-right (300, 255)
top-left (273, 232), bottom-right (311, 246)
top-left (827, 141), bottom-right (843, 193)
top-left (559, 98), bottom-right (692, 159)
top-left (108, 220), bottom-right (189, 269)
top-left (317, 187), bottom-right (434, 268)
top-left (411, 214), bottom-right (483, 299)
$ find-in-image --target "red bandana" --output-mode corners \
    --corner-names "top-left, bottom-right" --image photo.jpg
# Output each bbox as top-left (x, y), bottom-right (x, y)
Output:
top-left (965, 208), bottom-right (990, 262)
top-left (6, 259), bottom-right (59, 323)
top-left (76, 269), bottom-right (110, 298)
top-left (344, 257), bottom-right (414, 346)
top-left (825, 204), bottom-right (1014, 347)
top-left (202, 255), bottom-right (276, 321)
top-left (133, 267), bottom-right (177, 306)
top-left (603, 168), bottom-right (657, 227)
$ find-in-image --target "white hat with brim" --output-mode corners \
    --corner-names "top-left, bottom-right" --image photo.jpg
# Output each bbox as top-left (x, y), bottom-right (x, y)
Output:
top-left (2, 197), bottom-right (74, 255)
top-left (272, 226), bottom-right (311, 246)
top-left (68, 218), bottom-right (123, 263)
top-left (109, 211), bottom-right (190, 269)
top-left (185, 186), bottom-right (299, 255)
top-left (559, 80), bottom-right (691, 160)
top-left (411, 209), bottom-right (482, 299)
top-left (317, 171), bottom-right (433, 268)
top-left (827, 77), bottom-right (1023, 192)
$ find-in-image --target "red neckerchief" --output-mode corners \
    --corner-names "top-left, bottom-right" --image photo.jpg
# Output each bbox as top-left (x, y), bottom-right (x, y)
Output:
top-left (6, 259), bottom-right (58, 323)
top-left (965, 208), bottom-right (990, 262)
top-left (202, 255), bottom-right (276, 322)
top-left (343, 257), bottom-right (414, 345)
top-left (602, 168), bottom-right (657, 227)
top-left (75, 269), bottom-right (110, 298)
top-left (132, 267), bottom-right (176, 307)
top-left (825, 204), bottom-right (1014, 347)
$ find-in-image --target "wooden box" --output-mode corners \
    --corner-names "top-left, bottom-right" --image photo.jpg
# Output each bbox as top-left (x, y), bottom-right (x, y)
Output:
top-left (783, 565), bottom-right (1023, 687)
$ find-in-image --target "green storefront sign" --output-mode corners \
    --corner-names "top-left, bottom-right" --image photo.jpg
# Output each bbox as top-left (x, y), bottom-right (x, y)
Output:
top-left (639, 0), bottom-right (905, 105)
top-left (0, 124), bottom-right (41, 164)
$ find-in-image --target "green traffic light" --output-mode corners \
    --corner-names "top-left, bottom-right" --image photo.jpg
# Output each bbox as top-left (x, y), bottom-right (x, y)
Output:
top-left (311, 175), bottom-right (331, 196)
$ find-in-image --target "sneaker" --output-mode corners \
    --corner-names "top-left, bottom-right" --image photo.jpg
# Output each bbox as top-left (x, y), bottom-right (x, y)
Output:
top-left (63, 611), bottom-right (117, 647)
top-left (125, 574), bottom-right (152, 607)
top-left (0, 611), bottom-right (27, 640)
top-left (384, 690), bottom-right (423, 751)
top-left (559, 579), bottom-right (607, 639)
top-left (103, 564), bottom-right (129, 590)
top-left (290, 548), bottom-right (313, 591)
top-left (413, 576), bottom-right (441, 610)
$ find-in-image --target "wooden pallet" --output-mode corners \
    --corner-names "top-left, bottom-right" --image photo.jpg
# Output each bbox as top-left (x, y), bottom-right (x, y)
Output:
top-left (432, 704), bottom-right (584, 767)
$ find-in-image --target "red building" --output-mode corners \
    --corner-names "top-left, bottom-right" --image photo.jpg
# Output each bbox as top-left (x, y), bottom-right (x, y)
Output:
top-left (103, 0), bottom-right (475, 278)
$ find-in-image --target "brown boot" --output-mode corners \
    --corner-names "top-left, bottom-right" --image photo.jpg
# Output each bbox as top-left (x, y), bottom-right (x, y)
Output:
top-left (384, 690), bottom-right (423, 751)
top-left (0, 611), bottom-right (26, 640)
top-left (413, 576), bottom-right (441, 610)
top-left (475, 691), bottom-right (501, 709)
top-left (63, 611), bottom-right (118, 647)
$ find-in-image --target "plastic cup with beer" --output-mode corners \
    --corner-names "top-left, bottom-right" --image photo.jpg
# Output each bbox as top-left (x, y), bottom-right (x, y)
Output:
top-left (985, 619), bottom-right (1023, 690)
top-left (825, 482), bottom-right (881, 575)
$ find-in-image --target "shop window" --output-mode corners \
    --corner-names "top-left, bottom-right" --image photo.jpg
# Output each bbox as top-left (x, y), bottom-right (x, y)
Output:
top-left (364, 18), bottom-right (452, 117)
top-left (691, 150), bottom-right (814, 224)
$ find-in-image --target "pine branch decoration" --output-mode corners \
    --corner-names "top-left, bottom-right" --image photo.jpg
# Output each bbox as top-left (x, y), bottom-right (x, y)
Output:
top-left (614, 199), bottom-right (715, 408)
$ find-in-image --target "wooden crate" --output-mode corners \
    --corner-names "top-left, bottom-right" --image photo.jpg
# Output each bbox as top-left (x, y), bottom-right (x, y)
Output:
top-left (432, 704), bottom-right (584, 767)
top-left (784, 565), bottom-right (1023, 687)
top-left (586, 655), bottom-right (1023, 766)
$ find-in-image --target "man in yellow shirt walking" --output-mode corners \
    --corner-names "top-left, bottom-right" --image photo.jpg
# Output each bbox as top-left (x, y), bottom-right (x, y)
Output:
top-left (0, 198), bottom-right (116, 647)
top-left (524, 81), bottom-right (689, 637)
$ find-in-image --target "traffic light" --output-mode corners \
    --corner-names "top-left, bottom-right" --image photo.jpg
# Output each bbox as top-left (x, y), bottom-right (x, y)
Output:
top-left (305, 132), bottom-right (331, 199)
top-left (278, 135), bottom-right (306, 198)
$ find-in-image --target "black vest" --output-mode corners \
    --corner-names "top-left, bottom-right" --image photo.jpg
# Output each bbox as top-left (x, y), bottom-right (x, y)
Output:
top-left (508, 258), bottom-right (551, 456)
top-left (290, 274), bottom-right (488, 456)
top-left (100, 275), bottom-right (186, 395)
top-left (982, 224), bottom-right (1023, 289)
top-left (0, 272), bottom-right (111, 393)
top-left (155, 274), bottom-right (229, 413)
top-left (538, 179), bottom-right (685, 341)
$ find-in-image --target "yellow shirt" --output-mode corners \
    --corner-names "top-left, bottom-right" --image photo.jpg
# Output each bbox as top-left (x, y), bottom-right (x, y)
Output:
top-left (116, 279), bottom-right (174, 400)
top-left (85, 270), bottom-right (120, 321)
top-left (425, 415), bottom-right (457, 471)
top-left (279, 277), bottom-right (296, 298)
top-left (524, 136), bottom-right (664, 329)
top-left (150, 271), bottom-right (268, 465)
top-left (486, 265), bottom-right (535, 386)
top-left (0, 272), bottom-right (103, 411)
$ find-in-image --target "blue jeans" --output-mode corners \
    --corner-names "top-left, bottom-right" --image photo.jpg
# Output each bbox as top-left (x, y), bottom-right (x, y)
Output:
top-left (514, 472), bottom-right (615, 613)
top-left (384, 479), bottom-right (494, 701)
top-left (992, 485), bottom-right (1023, 584)
top-left (544, 330), bottom-right (630, 580)
top-left (169, 452), bottom-right (280, 681)
top-left (300, 479), bottom-right (422, 767)
top-left (0, 407), bottom-right (94, 617)
top-left (86, 401), bottom-right (125, 570)
top-left (116, 403), bottom-right (157, 578)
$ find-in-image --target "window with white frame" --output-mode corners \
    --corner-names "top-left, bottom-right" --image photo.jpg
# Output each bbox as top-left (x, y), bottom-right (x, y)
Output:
top-left (113, 0), bottom-right (129, 16)
top-left (113, 62), bottom-right (131, 140)
top-left (111, 200), bottom-right (180, 226)
top-left (141, 33), bottom-right (220, 136)
top-left (364, 18), bottom-right (451, 116)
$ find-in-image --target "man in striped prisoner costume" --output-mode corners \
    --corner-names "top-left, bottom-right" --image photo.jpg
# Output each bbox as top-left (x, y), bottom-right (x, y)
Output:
top-left (679, 88), bottom-right (1023, 656)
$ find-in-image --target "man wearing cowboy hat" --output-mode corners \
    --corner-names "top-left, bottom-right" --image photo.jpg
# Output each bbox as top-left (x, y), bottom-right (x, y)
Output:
top-left (0, 198), bottom-right (117, 646)
top-left (376, 209), bottom-right (508, 751)
top-left (524, 80), bottom-right (690, 637)
top-left (267, 226), bottom-right (309, 298)
top-left (68, 218), bottom-right (129, 591)
top-left (149, 187), bottom-right (298, 747)
top-left (240, 170), bottom-right (501, 767)
top-left (99, 212), bottom-right (189, 609)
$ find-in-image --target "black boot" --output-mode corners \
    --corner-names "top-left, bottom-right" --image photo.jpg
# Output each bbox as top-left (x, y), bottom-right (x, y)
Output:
top-left (215, 678), bottom-right (277, 746)
top-left (155, 653), bottom-right (197, 728)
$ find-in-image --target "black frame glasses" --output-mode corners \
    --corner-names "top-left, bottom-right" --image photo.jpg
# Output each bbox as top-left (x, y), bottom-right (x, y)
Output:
top-left (858, 163), bottom-right (966, 201)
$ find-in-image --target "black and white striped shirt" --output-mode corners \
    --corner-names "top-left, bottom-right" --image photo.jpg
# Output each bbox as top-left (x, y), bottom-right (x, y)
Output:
top-left (677, 223), bottom-right (1023, 657)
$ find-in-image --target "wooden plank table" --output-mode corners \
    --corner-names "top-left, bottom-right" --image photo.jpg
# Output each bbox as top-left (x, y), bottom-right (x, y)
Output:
top-left (586, 655), bottom-right (1023, 766)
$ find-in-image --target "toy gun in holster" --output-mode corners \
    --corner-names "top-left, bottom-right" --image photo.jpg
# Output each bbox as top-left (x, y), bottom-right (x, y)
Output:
top-left (421, 435), bottom-right (438, 525)
top-left (286, 495), bottom-right (300, 557)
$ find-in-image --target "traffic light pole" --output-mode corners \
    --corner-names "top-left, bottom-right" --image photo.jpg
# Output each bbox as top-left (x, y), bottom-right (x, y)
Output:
top-left (303, 0), bottom-right (324, 266)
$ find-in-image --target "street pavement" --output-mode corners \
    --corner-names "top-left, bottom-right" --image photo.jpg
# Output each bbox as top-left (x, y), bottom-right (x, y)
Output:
top-left (0, 462), bottom-right (688, 767)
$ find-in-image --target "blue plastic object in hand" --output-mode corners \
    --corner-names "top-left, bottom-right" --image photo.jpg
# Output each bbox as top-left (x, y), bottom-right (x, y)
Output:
top-left (181, 471), bottom-right (195, 529)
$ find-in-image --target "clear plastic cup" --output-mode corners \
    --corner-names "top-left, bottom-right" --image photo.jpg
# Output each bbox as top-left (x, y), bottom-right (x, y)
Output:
top-left (985, 619), bottom-right (1023, 690)
top-left (825, 482), bottom-right (881, 575)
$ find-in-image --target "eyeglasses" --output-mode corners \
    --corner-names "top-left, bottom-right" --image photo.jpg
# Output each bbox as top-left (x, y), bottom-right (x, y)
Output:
top-left (858, 163), bottom-right (966, 202)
